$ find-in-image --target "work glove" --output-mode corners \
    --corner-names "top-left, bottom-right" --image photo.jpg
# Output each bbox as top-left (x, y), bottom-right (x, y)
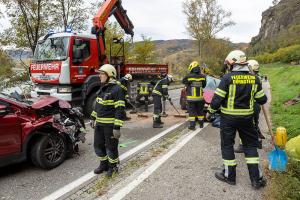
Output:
top-left (206, 112), bottom-right (212, 122)
top-left (90, 120), bottom-right (96, 129)
top-left (168, 97), bottom-right (172, 102)
top-left (113, 129), bottom-right (121, 139)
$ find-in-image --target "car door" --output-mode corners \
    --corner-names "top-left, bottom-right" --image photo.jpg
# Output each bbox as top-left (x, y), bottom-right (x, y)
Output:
top-left (0, 100), bottom-right (22, 156)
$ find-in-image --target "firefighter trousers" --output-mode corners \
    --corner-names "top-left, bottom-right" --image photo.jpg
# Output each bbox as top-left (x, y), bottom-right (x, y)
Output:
top-left (94, 125), bottom-right (119, 167)
top-left (220, 114), bottom-right (261, 182)
top-left (254, 103), bottom-right (262, 135)
top-left (187, 101), bottom-right (205, 126)
top-left (153, 94), bottom-right (162, 121)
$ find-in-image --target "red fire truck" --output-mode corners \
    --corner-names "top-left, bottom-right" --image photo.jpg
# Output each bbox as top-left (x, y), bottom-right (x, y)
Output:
top-left (30, 0), bottom-right (168, 116)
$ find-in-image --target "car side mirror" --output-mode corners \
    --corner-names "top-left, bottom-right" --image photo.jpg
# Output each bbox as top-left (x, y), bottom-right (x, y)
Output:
top-left (0, 105), bottom-right (8, 116)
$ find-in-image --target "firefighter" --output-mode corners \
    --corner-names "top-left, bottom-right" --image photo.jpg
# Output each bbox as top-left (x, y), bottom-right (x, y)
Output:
top-left (136, 78), bottom-right (152, 112)
top-left (152, 74), bottom-right (173, 128)
top-left (182, 61), bottom-right (206, 130)
top-left (91, 64), bottom-right (125, 177)
top-left (235, 60), bottom-right (265, 153)
top-left (117, 74), bottom-right (133, 120)
top-left (207, 50), bottom-right (268, 189)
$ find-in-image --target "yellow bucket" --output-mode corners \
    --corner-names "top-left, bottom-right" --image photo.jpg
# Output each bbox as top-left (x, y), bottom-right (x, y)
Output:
top-left (275, 127), bottom-right (287, 147)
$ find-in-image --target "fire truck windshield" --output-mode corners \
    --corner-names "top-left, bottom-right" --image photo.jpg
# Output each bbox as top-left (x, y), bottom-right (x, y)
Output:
top-left (33, 37), bottom-right (69, 62)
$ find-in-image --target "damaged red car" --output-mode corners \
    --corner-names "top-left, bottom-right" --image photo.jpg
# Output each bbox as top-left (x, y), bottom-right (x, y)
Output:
top-left (0, 93), bottom-right (86, 169)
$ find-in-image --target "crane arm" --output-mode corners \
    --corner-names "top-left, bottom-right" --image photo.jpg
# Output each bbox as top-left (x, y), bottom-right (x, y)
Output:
top-left (92, 0), bottom-right (134, 65)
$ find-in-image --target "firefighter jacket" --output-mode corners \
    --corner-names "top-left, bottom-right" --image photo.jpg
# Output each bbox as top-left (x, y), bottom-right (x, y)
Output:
top-left (182, 73), bottom-right (206, 102)
top-left (138, 82), bottom-right (152, 95)
top-left (208, 70), bottom-right (267, 116)
top-left (117, 77), bottom-right (130, 99)
top-left (152, 78), bottom-right (169, 98)
top-left (91, 80), bottom-right (125, 129)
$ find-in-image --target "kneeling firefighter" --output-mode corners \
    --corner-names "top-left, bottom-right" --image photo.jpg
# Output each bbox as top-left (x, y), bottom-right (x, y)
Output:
top-left (182, 61), bottom-right (206, 130)
top-left (207, 50), bottom-right (268, 189)
top-left (91, 64), bottom-right (125, 177)
top-left (136, 78), bottom-right (152, 112)
top-left (152, 74), bottom-right (173, 128)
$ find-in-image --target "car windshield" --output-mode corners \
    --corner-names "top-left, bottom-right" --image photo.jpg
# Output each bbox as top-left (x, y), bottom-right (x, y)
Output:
top-left (0, 92), bottom-right (33, 105)
top-left (205, 76), bottom-right (220, 90)
top-left (33, 37), bottom-right (69, 62)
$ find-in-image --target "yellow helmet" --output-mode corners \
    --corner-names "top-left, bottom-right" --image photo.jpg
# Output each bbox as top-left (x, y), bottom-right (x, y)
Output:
top-left (248, 60), bottom-right (260, 72)
top-left (188, 61), bottom-right (200, 71)
top-left (99, 64), bottom-right (117, 79)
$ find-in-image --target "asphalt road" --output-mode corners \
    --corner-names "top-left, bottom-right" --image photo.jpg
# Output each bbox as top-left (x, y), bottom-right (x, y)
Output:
top-left (0, 88), bottom-right (184, 200)
top-left (100, 82), bottom-right (272, 200)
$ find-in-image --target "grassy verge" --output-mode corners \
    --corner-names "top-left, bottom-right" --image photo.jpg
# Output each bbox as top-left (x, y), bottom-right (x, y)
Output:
top-left (261, 63), bottom-right (300, 200)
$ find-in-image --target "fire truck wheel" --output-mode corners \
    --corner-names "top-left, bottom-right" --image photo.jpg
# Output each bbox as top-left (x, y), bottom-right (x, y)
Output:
top-left (84, 92), bottom-right (97, 117)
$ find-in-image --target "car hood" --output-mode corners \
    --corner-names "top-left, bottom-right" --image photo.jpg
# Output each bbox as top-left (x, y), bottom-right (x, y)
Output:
top-left (31, 96), bottom-right (71, 109)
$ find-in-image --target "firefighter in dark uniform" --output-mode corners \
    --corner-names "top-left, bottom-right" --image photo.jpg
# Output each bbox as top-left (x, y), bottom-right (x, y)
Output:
top-left (182, 61), bottom-right (206, 130)
top-left (152, 74), bottom-right (173, 128)
top-left (136, 79), bottom-right (152, 112)
top-left (207, 50), bottom-right (268, 189)
top-left (235, 60), bottom-right (265, 153)
top-left (91, 64), bottom-right (125, 177)
top-left (117, 74), bottom-right (133, 120)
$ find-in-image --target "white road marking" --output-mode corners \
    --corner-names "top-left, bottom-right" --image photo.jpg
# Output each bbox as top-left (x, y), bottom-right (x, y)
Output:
top-left (41, 122), bottom-right (185, 200)
top-left (105, 123), bottom-right (209, 200)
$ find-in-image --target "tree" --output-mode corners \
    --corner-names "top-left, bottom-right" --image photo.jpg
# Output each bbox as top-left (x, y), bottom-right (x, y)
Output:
top-left (130, 35), bottom-right (157, 64)
top-left (0, 0), bottom-right (90, 52)
top-left (0, 0), bottom-right (51, 53)
top-left (49, 0), bottom-right (89, 32)
top-left (182, 0), bottom-right (234, 58)
top-left (272, 0), bottom-right (280, 5)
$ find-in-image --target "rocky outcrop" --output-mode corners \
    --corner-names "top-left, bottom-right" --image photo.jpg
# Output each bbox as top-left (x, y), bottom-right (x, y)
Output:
top-left (251, 0), bottom-right (300, 45)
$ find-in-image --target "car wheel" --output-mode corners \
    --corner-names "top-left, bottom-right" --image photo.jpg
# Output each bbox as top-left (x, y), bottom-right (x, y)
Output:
top-left (84, 92), bottom-right (97, 117)
top-left (31, 134), bottom-right (67, 169)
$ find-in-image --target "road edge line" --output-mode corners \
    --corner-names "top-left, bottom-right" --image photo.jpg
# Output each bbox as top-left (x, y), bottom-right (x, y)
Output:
top-left (41, 121), bottom-right (187, 200)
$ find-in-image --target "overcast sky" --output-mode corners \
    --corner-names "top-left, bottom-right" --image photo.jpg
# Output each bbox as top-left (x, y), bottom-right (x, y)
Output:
top-left (0, 0), bottom-right (274, 43)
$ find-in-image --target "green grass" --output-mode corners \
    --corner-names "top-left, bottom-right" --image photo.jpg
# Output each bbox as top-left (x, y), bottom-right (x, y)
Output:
top-left (261, 63), bottom-right (300, 139)
top-left (261, 63), bottom-right (300, 200)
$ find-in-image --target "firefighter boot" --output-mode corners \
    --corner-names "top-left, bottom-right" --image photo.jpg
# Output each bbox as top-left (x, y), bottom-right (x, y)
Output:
top-left (158, 117), bottom-right (164, 125)
top-left (234, 144), bottom-right (244, 153)
top-left (199, 120), bottom-right (204, 128)
top-left (215, 167), bottom-right (236, 185)
top-left (107, 163), bottom-right (119, 178)
top-left (153, 118), bottom-right (163, 128)
top-left (94, 160), bottom-right (108, 174)
top-left (188, 121), bottom-right (196, 130)
top-left (252, 177), bottom-right (267, 189)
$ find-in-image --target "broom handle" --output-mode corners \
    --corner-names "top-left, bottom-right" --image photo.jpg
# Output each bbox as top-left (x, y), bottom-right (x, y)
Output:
top-left (261, 105), bottom-right (275, 146)
top-left (169, 100), bottom-right (181, 115)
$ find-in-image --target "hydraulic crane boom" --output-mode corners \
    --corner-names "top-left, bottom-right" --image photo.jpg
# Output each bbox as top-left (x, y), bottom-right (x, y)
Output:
top-left (92, 0), bottom-right (134, 65)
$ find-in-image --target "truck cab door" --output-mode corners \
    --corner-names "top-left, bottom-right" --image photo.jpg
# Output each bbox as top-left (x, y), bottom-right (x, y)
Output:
top-left (0, 102), bottom-right (22, 156)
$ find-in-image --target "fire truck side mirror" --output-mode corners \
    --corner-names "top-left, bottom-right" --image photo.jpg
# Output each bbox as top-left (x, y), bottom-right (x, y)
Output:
top-left (74, 39), bottom-right (83, 46)
top-left (73, 47), bottom-right (83, 63)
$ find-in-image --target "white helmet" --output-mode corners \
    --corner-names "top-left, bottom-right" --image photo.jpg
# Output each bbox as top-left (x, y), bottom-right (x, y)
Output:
top-left (124, 74), bottom-right (133, 81)
top-left (225, 50), bottom-right (247, 65)
top-left (167, 74), bottom-right (173, 83)
top-left (99, 64), bottom-right (117, 79)
top-left (248, 60), bottom-right (260, 72)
